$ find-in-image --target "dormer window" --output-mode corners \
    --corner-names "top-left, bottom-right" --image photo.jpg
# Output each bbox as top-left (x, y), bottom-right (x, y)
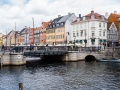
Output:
top-left (91, 15), bottom-right (95, 19)
top-left (101, 15), bottom-right (104, 20)
top-left (118, 18), bottom-right (120, 21)
top-left (57, 24), bottom-right (59, 26)
top-left (61, 22), bottom-right (63, 25)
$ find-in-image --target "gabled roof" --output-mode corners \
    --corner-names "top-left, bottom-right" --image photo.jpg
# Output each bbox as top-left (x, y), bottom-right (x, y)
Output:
top-left (107, 22), bottom-right (117, 30)
top-left (20, 28), bottom-right (26, 33)
top-left (46, 16), bottom-right (63, 30)
top-left (111, 13), bottom-right (120, 18)
top-left (72, 11), bottom-right (106, 24)
top-left (57, 13), bottom-right (73, 23)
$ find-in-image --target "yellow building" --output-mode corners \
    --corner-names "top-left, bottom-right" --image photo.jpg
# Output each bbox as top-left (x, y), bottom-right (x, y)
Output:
top-left (55, 27), bottom-right (65, 45)
top-left (46, 16), bottom-right (63, 45)
top-left (46, 13), bottom-right (77, 45)
top-left (0, 33), bottom-right (4, 46)
top-left (46, 28), bottom-right (56, 45)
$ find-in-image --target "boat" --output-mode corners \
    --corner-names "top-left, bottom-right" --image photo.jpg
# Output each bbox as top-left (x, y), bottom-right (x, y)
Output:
top-left (26, 57), bottom-right (41, 61)
top-left (96, 58), bottom-right (120, 62)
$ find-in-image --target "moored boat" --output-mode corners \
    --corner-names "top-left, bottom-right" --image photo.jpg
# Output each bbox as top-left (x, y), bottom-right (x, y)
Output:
top-left (96, 58), bottom-right (120, 62)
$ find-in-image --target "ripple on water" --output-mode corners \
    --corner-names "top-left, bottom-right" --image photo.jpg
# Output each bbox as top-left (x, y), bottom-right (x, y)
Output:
top-left (0, 61), bottom-right (120, 90)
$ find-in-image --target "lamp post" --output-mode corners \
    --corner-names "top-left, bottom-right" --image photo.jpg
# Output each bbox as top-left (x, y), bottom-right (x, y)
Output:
top-left (15, 22), bottom-right (16, 46)
top-left (74, 36), bottom-right (76, 50)
top-left (84, 30), bottom-right (87, 50)
top-left (25, 26), bottom-right (27, 46)
top-left (32, 18), bottom-right (34, 45)
top-left (65, 32), bottom-right (69, 50)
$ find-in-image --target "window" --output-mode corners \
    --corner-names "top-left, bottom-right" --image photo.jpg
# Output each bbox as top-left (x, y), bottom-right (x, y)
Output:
top-left (91, 15), bottom-right (95, 19)
top-left (84, 30), bottom-right (87, 36)
top-left (91, 22), bottom-right (95, 27)
top-left (80, 30), bottom-right (83, 36)
top-left (99, 23), bottom-right (101, 27)
top-left (77, 32), bottom-right (79, 37)
top-left (101, 16), bottom-right (104, 20)
top-left (92, 41), bottom-right (95, 45)
top-left (103, 31), bottom-right (105, 36)
top-left (99, 31), bottom-right (101, 36)
top-left (73, 33), bottom-right (75, 37)
top-left (118, 18), bottom-right (120, 21)
top-left (91, 31), bottom-right (95, 36)
top-left (103, 23), bottom-right (105, 28)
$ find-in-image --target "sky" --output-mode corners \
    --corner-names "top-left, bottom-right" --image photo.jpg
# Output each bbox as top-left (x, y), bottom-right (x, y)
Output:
top-left (0, 0), bottom-right (120, 34)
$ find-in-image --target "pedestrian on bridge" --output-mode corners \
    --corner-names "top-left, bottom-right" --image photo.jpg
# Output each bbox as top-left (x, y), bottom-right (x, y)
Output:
top-left (45, 44), bottom-right (49, 51)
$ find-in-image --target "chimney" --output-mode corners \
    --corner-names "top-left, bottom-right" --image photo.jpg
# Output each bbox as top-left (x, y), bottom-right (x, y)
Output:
top-left (79, 14), bottom-right (81, 18)
top-left (68, 12), bottom-right (71, 15)
top-left (91, 10), bottom-right (94, 14)
top-left (105, 12), bottom-right (108, 19)
top-left (58, 15), bottom-right (61, 17)
top-left (114, 11), bottom-right (117, 14)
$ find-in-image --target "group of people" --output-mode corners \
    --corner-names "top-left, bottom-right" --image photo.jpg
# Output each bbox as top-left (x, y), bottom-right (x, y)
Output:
top-left (29, 44), bottom-right (49, 51)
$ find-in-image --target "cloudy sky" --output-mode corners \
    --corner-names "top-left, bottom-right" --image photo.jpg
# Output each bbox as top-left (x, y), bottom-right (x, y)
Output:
top-left (0, 0), bottom-right (120, 34)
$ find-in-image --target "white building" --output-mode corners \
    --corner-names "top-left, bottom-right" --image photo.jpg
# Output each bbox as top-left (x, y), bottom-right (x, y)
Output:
top-left (71, 10), bottom-right (107, 47)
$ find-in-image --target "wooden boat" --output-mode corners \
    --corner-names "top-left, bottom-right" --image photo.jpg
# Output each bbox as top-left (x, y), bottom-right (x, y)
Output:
top-left (96, 58), bottom-right (120, 62)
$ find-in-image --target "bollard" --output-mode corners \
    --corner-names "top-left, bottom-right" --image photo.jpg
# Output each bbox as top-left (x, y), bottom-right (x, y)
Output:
top-left (19, 83), bottom-right (23, 90)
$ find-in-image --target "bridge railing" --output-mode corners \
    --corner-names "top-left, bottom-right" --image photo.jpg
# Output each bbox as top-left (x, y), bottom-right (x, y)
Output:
top-left (1, 46), bottom-right (120, 53)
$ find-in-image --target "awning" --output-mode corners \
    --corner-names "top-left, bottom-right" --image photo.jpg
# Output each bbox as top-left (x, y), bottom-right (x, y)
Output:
top-left (104, 39), bottom-right (106, 42)
top-left (76, 40), bottom-right (78, 43)
top-left (99, 39), bottom-right (102, 42)
top-left (91, 39), bottom-right (95, 42)
top-left (79, 40), bottom-right (82, 43)
top-left (72, 41), bottom-right (75, 44)
top-left (84, 39), bottom-right (87, 43)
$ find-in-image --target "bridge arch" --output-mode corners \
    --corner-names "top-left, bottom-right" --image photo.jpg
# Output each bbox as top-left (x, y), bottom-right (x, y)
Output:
top-left (85, 55), bottom-right (96, 61)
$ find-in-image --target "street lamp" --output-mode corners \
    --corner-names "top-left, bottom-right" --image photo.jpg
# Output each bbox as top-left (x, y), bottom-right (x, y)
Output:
top-left (25, 26), bottom-right (27, 46)
top-left (32, 18), bottom-right (34, 45)
top-left (84, 30), bottom-right (87, 50)
top-left (65, 32), bottom-right (69, 50)
top-left (74, 36), bottom-right (76, 50)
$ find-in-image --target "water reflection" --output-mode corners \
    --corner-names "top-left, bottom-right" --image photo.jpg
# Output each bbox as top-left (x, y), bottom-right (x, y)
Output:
top-left (0, 61), bottom-right (120, 90)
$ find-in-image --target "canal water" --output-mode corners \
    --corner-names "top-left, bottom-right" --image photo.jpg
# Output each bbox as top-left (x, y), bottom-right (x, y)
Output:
top-left (0, 61), bottom-right (120, 90)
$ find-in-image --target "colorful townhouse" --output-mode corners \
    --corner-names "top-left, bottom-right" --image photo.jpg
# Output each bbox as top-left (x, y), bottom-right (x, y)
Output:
top-left (107, 22), bottom-right (118, 47)
top-left (39, 22), bottom-right (50, 45)
top-left (107, 11), bottom-right (120, 44)
top-left (46, 13), bottom-right (77, 45)
top-left (46, 16), bottom-right (62, 45)
top-left (0, 33), bottom-right (4, 46)
top-left (71, 10), bottom-right (107, 47)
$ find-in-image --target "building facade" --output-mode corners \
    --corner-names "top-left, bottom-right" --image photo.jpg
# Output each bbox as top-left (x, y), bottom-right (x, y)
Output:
top-left (71, 10), bottom-right (107, 47)
top-left (107, 11), bottom-right (120, 44)
top-left (107, 22), bottom-right (118, 47)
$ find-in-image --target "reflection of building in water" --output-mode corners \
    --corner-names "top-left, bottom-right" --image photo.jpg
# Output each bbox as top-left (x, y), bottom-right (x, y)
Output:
top-left (1, 65), bottom-right (26, 74)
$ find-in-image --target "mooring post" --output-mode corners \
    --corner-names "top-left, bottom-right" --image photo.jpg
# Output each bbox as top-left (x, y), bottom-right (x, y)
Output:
top-left (19, 83), bottom-right (23, 90)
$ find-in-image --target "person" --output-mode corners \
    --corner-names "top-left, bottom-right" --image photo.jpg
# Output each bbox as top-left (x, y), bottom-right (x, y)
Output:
top-left (45, 44), bottom-right (48, 51)
top-left (1, 44), bottom-right (5, 51)
top-left (30, 44), bottom-right (32, 51)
